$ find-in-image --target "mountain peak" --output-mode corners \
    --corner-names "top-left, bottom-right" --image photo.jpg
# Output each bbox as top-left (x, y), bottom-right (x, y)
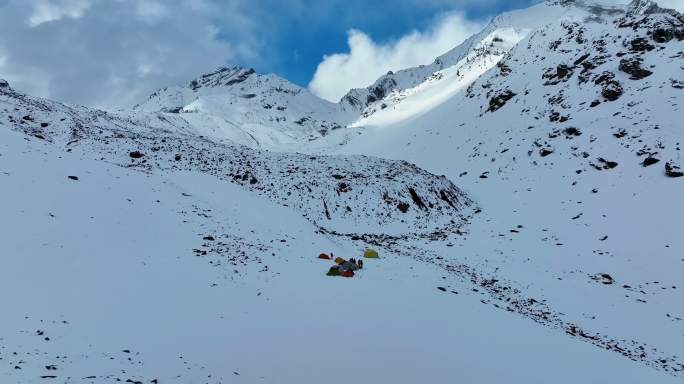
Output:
top-left (187, 66), bottom-right (257, 91)
top-left (0, 78), bottom-right (10, 90)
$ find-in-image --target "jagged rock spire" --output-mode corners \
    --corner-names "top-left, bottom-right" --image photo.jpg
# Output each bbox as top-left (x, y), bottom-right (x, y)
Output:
top-left (627, 0), bottom-right (661, 15)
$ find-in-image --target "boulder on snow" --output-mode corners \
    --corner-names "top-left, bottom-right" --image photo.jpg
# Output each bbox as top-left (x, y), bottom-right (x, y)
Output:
top-left (590, 273), bottom-right (615, 285)
top-left (665, 162), bottom-right (684, 178)
top-left (487, 90), bottom-right (517, 112)
top-left (619, 57), bottom-right (653, 80)
top-left (601, 81), bottom-right (624, 101)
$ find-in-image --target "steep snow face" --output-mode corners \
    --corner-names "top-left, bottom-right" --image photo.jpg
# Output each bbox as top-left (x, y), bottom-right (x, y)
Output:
top-left (133, 67), bottom-right (356, 150)
top-left (349, 29), bottom-right (527, 128)
top-left (0, 85), bottom-right (474, 237)
top-left (339, 2), bottom-right (572, 125)
top-left (318, 0), bottom-right (684, 377)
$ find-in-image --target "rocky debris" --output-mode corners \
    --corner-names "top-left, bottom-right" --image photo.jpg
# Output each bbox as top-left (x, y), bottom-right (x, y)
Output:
top-left (563, 127), bottom-right (582, 138)
top-left (129, 151), bottom-right (144, 159)
top-left (355, 233), bottom-right (684, 377)
top-left (613, 129), bottom-right (628, 138)
top-left (189, 66), bottom-right (256, 90)
top-left (642, 156), bottom-right (660, 166)
top-left (543, 64), bottom-right (575, 85)
top-left (540, 147), bottom-right (554, 157)
top-left (0, 78), bottom-right (9, 89)
top-left (591, 158), bottom-right (619, 170)
top-left (487, 90), bottom-right (517, 113)
top-left (590, 273), bottom-right (615, 285)
top-left (619, 57), bottom-right (653, 80)
top-left (630, 37), bottom-right (655, 52)
top-left (602, 81), bottom-right (624, 101)
top-left (665, 162), bottom-right (684, 177)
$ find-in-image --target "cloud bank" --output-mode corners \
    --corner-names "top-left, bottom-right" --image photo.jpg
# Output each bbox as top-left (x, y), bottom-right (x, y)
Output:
top-left (309, 12), bottom-right (483, 102)
top-left (0, 0), bottom-right (260, 109)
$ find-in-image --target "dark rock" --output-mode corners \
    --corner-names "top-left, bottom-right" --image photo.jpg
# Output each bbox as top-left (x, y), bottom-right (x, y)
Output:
top-left (574, 53), bottom-right (591, 65)
top-left (642, 157), bottom-right (660, 166)
top-left (602, 81), bottom-right (624, 101)
top-left (437, 287), bottom-right (447, 292)
top-left (40, 122), bottom-right (49, 128)
top-left (619, 58), bottom-right (653, 80)
top-left (397, 202), bottom-right (410, 213)
top-left (174, 154), bottom-right (181, 161)
top-left (67, 176), bottom-right (79, 181)
top-left (613, 129), bottom-right (627, 138)
top-left (408, 187), bottom-right (427, 210)
top-left (563, 127), bottom-right (582, 137)
top-left (665, 162), bottom-right (684, 178)
top-left (487, 90), bottom-right (516, 112)
top-left (592, 158), bottom-right (618, 170)
top-left (540, 148), bottom-right (554, 157)
top-left (591, 273), bottom-right (614, 285)
top-left (630, 37), bottom-right (655, 52)
top-left (129, 151), bottom-right (144, 159)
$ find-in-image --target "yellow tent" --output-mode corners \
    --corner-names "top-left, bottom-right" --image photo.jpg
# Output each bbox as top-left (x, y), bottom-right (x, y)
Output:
top-left (334, 257), bottom-right (346, 265)
top-left (363, 249), bottom-right (379, 259)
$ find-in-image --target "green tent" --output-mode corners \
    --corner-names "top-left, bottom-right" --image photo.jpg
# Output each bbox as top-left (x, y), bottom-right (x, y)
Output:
top-left (363, 248), bottom-right (379, 259)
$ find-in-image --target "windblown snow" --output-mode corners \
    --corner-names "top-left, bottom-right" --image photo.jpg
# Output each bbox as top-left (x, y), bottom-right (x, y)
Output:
top-left (1, 0), bottom-right (683, 383)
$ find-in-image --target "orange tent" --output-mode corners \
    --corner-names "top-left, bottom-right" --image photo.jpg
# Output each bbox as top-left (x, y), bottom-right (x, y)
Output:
top-left (341, 270), bottom-right (355, 278)
top-left (318, 253), bottom-right (331, 260)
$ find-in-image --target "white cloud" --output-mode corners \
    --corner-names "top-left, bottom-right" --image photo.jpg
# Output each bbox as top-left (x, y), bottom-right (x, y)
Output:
top-left (28, 0), bottom-right (91, 27)
top-left (136, 0), bottom-right (169, 20)
top-left (657, 0), bottom-right (684, 12)
top-left (309, 12), bottom-right (483, 102)
top-left (0, 0), bottom-right (262, 109)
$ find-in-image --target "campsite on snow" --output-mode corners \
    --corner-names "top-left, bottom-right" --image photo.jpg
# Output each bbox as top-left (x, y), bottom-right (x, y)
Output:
top-left (1, 0), bottom-right (683, 382)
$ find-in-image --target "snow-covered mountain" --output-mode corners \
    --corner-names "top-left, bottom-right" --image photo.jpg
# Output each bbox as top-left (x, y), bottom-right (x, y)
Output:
top-left (131, 66), bottom-right (356, 150)
top-left (1, 0), bottom-right (684, 382)
top-left (316, 0), bottom-right (684, 377)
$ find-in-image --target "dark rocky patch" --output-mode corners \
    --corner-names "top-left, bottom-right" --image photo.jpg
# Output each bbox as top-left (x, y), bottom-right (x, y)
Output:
top-left (642, 157), bottom-right (660, 166)
top-left (487, 90), bottom-right (516, 113)
top-left (563, 127), bottom-right (582, 138)
top-left (665, 162), bottom-right (684, 178)
top-left (619, 57), bottom-right (653, 80)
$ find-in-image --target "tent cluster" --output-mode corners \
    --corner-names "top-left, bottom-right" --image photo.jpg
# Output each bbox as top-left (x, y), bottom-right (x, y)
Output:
top-left (319, 249), bottom-right (380, 278)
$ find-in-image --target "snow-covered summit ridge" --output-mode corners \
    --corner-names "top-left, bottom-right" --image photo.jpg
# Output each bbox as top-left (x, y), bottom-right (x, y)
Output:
top-left (337, 0), bottom-right (683, 128)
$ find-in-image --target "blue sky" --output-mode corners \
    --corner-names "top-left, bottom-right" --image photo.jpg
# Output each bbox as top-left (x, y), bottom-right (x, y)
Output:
top-left (246, 0), bottom-right (538, 87)
top-left (0, 0), bottom-right (539, 107)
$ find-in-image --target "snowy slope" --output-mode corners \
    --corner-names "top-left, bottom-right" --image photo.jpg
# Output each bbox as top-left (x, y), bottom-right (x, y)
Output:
top-left (1, 124), bottom-right (678, 383)
top-left (132, 67), bottom-right (356, 150)
top-left (1, 0), bottom-right (684, 382)
top-left (308, 0), bottom-right (684, 377)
